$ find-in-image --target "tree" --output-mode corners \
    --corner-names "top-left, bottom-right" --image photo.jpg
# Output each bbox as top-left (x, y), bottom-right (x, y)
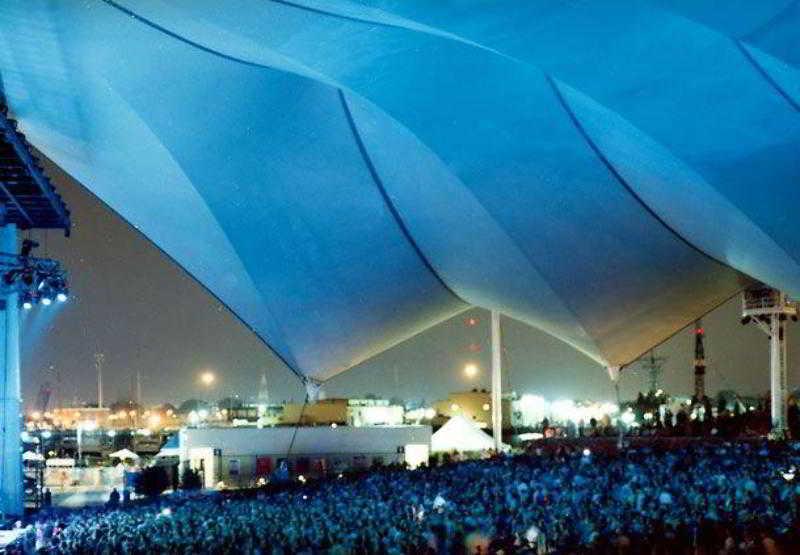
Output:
top-left (178, 399), bottom-right (208, 414)
top-left (136, 466), bottom-right (170, 498)
top-left (180, 468), bottom-right (203, 490)
top-left (217, 397), bottom-right (244, 411)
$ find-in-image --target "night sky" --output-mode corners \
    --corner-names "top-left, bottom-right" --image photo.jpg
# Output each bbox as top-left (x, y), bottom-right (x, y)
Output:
top-left (20, 159), bottom-right (800, 411)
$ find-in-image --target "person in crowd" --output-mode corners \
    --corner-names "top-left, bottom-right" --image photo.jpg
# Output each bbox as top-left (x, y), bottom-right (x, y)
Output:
top-left (10, 441), bottom-right (800, 554)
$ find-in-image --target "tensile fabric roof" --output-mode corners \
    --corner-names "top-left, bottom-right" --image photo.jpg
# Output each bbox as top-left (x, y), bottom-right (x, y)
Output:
top-left (1, 1), bottom-right (798, 382)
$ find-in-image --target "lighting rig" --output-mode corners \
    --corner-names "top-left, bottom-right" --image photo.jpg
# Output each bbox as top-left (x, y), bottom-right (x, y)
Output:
top-left (740, 285), bottom-right (797, 437)
top-left (1, 239), bottom-right (69, 309)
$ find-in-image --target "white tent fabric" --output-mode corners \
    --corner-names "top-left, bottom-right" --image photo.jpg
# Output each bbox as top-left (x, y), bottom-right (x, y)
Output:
top-left (108, 448), bottom-right (139, 460)
top-left (1, 1), bottom-right (798, 381)
top-left (431, 415), bottom-right (500, 453)
top-left (21, 451), bottom-right (44, 462)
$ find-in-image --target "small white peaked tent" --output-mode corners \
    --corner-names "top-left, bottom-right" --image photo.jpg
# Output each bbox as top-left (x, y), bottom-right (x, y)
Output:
top-left (108, 448), bottom-right (139, 461)
top-left (431, 415), bottom-right (502, 453)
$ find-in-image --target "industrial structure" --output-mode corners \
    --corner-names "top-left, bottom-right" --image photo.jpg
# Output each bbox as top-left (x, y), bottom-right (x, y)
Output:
top-left (740, 287), bottom-right (798, 436)
top-left (0, 106), bottom-right (70, 517)
top-left (693, 320), bottom-right (708, 404)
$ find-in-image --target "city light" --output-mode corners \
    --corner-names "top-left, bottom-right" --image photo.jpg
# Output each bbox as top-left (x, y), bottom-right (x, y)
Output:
top-left (621, 410), bottom-right (636, 426)
top-left (463, 363), bottom-right (479, 379)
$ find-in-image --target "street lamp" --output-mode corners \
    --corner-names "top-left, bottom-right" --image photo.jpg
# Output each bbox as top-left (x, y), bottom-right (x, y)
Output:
top-left (200, 371), bottom-right (216, 387)
top-left (463, 363), bottom-right (479, 379)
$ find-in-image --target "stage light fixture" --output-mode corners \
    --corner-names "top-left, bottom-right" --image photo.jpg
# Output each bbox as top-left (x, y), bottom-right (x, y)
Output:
top-left (41, 297), bottom-right (52, 306)
top-left (56, 292), bottom-right (67, 303)
top-left (22, 301), bottom-right (32, 310)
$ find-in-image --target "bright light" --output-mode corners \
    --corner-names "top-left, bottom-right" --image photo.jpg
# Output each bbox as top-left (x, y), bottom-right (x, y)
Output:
top-left (424, 408), bottom-right (436, 419)
top-left (582, 448), bottom-right (591, 457)
top-left (148, 414), bottom-right (162, 428)
top-left (107, 430), bottom-right (116, 438)
top-left (160, 508), bottom-right (172, 517)
top-left (41, 297), bottom-right (52, 306)
top-left (525, 525), bottom-right (540, 543)
top-left (463, 363), bottom-right (479, 379)
top-left (482, 403), bottom-right (490, 411)
top-left (450, 403), bottom-right (460, 412)
top-left (298, 475), bottom-right (306, 483)
top-left (22, 301), bottom-right (32, 310)
top-left (200, 371), bottom-right (216, 387)
top-left (551, 399), bottom-right (576, 423)
top-left (31, 411), bottom-right (41, 420)
top-left (621, 411), bottom-right (636, 425)
top-left (188, 411), bottom-right (199, 425)
top-left (56, 293), bottom-right (68, 303)
top-left (80, 420), bottom-right (98, 431)
top-left (40, 430), bottom-right (52, 440)
top-left (198, 409), bottom-right (209, 420)
top-left (330, 422), bottom-right (337, 429)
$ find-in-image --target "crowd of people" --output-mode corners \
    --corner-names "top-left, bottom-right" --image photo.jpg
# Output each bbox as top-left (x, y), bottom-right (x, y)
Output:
top-left (8, 441), bottom-right (800, 554)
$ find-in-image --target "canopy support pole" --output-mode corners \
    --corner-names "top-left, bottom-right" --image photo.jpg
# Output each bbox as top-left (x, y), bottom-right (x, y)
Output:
top-left (770, 314), bottom-right (788, 435)
top-left (490, 310), bottom-right (502, 452)
top-left (0, 222), bottom-right (22, 517)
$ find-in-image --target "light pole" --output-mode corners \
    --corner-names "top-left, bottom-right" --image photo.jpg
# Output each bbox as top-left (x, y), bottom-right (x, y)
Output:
top-left (94, 353), bottom-right (105, 408)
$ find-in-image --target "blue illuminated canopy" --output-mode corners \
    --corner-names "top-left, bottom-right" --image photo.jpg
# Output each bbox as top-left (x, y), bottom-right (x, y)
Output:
top-left (1, 0), bottom-right (798, 381)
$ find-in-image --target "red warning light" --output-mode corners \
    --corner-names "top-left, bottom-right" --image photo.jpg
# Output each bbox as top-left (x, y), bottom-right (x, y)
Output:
top-left (694, 327), bottom-right (705, 335)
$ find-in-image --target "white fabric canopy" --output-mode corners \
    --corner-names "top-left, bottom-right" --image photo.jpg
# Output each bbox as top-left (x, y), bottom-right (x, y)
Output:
top-left (431, 415), bottom-right (501, 453)
top-left (1, 1), bottom-right (799, 381)
top-left (109, 448), bottom-right (139, 460)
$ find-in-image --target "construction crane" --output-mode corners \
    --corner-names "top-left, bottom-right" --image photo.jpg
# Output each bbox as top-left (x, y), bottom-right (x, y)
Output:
top-left (36, 382), bottom-right (52, 413)
top-left (638, 350), bottom-right (668, 394)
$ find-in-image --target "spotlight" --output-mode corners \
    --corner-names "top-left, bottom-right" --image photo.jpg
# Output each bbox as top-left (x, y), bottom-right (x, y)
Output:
top-left (41, 297), bottom-right (52, 306)
top-left (22, 301), bottom-right (32, 310)
top-left (56, 292), bottom-right (67, 303)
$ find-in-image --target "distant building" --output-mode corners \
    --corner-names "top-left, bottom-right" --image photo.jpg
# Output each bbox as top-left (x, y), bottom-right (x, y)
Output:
top-left (433, 390), bottom-right (512, 429)
top-left (347, 399), bottom-right (404, 427)
top-left (51, 407), bottom-right (111, 429)
top-left (179, 425), bottom-right (431, 488)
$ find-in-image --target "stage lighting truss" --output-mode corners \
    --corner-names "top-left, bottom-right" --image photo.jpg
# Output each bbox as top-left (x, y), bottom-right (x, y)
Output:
top-left (0, 241), bottom-right (68, 309)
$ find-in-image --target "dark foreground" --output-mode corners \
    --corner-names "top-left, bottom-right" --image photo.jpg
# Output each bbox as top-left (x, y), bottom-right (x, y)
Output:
top-left (9, 442), bottom-right (800, 554)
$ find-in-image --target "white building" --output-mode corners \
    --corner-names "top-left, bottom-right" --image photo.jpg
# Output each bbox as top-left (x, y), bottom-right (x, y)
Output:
top-left (179, 425), bottom-right (431, 488)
